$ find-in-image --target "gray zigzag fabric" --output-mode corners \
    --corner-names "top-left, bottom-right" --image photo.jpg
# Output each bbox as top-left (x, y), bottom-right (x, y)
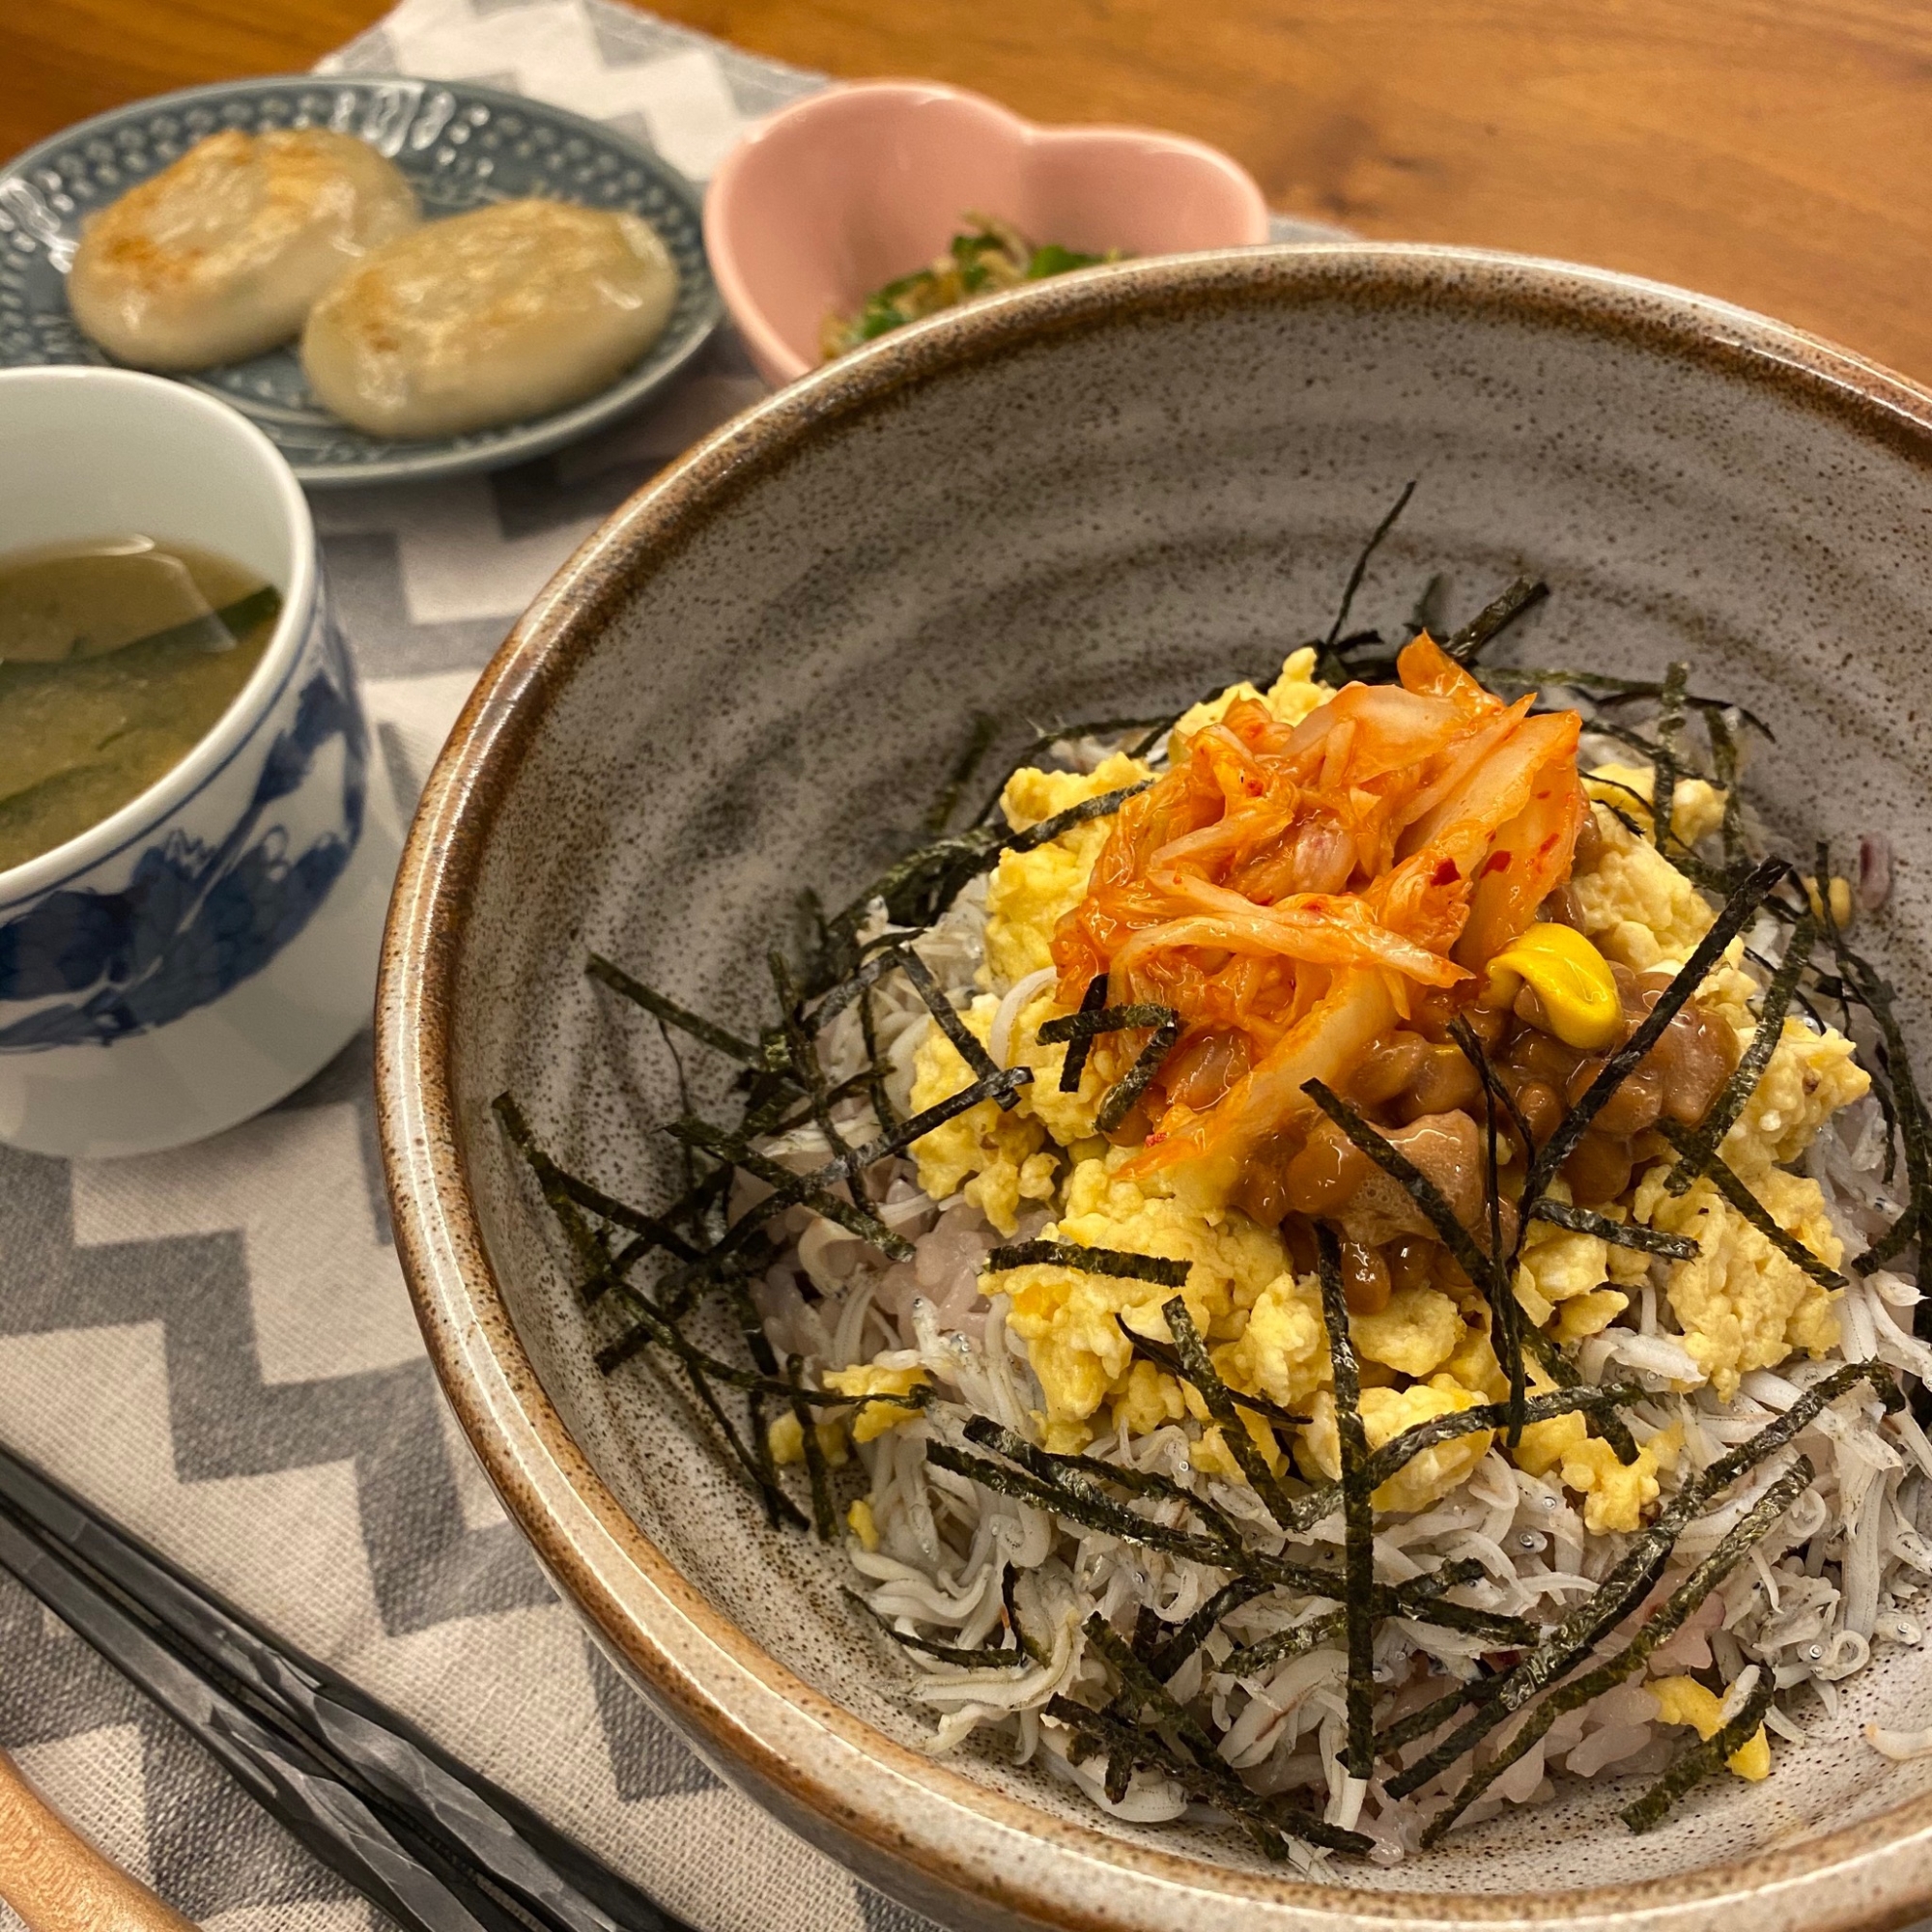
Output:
top-left (0, 5), bottom-right (1346, 1923)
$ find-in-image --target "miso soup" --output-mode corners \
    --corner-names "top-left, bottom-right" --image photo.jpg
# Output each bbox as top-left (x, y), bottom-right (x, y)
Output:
top-left (0, 535), bottom-right (281, 872)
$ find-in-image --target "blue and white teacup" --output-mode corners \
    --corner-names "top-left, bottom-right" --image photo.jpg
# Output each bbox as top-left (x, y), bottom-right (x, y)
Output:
top-left (0, 366), bottom-right (402, 1156)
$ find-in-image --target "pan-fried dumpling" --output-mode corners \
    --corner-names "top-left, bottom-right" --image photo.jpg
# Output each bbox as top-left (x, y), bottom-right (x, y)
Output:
top-left (67, 128), bottom-right (418, 371)
top-left (299, 199), bottom-right (679, 440)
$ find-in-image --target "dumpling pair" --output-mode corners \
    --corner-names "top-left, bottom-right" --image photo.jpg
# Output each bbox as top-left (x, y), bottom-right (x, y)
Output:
top-left (68, 128), bottom-right (679, 439)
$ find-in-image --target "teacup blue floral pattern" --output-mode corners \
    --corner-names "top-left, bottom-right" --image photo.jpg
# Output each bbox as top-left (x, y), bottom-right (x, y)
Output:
top-left (0, 591), bottom-right (369, 1051)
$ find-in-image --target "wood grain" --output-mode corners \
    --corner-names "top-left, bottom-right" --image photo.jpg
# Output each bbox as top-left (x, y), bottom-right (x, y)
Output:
top-left (0, 1747), bottom-right (197, 1932)
top-left (3, 0), bottom-right (1929, 376)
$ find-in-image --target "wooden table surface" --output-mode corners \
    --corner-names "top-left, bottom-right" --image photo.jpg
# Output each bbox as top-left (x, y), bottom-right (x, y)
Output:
top-left (6, 0), bottom-right (1930, 382)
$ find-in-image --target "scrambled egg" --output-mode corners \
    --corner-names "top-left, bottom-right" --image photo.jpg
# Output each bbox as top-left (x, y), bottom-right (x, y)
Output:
top-left (1636, 1166), bottom-right (1843, 1400)
top-left (1573, 786), bottom-right (1717, 970)
top-left (1566, 770), bottom-right (1865, 1402)
top-left (1724, 1019), bottom-right (1869, 1179)
top-left (822, 1361), bottom-right (930, 1441)
top-left (983, 751), bottom-right (1151, 985)
top-left (906, 996), bottom-right (1056, 1234)
top-left (1552, 1288), bottom-right (1630, 1345)
top-left (991, 1151), bottom-right (1308, 1443)
top-left (846, 1496), bottom-right (881, 1549)
top-left (1212, 1266), bottom-right (1331, 1412)
top-left (1514, 1206), bottom-right (1611, 1329)
top-left (1351, 1285), bottom-right (1463, 1378)
top-left (1513, 1414), bottom-right (1680, 1534)
top-left (1646, 1674), bottom-right (1772, 1780)
top-left (1169, 646), bottom-right (1334, 741)
top-left (768, 1410), bottom-right (849, 1467)
top-left (1301, 1378), bottom-right (1492, 1513)
top-left (1586, 762), bottom-right (1728, 847)
top-left (874, 707), bottom-right (1869, 1541)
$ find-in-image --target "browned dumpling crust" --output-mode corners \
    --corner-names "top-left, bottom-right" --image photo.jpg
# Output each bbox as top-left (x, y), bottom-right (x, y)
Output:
top-left (67, 128), bottom-right (418, 372)
top-left (298, 198), bottom-right (680, 440)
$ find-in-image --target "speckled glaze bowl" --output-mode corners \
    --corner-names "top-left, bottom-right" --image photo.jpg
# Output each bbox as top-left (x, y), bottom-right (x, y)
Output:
top-left (378, 245), bottom-right (1932, 1932)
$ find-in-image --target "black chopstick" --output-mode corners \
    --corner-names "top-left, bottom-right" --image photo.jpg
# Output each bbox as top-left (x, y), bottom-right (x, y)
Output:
top-left (0, 1437), bottom-right (695, 1932)
top-left (0, 1501), bottom-right (517, 1931)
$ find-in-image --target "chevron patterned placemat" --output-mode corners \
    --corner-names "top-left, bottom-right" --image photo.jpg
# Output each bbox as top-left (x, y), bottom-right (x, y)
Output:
top-left (0, 8), bottom-right (1345, 1925)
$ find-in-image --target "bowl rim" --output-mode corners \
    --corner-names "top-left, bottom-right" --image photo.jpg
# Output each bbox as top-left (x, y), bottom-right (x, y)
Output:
top-left (703, 74), bottom-right (1272, 384)
top-left (378, 241), bottom-right (1932, 1932)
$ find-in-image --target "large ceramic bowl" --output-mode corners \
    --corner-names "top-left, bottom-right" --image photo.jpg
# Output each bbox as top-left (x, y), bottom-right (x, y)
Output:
top-left (377, 244), bottom-right (1932, 1932)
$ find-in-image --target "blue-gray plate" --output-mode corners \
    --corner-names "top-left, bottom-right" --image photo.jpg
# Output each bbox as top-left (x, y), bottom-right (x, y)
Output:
top-left (0, 75), bottom-right (722, 486)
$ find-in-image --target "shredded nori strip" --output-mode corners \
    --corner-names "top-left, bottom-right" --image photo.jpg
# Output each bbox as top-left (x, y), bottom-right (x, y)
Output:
top-left (689, 1065), bottom-right (1031, 1264)
top-left (748, 1067), bottom-right (882, 1145)
top-left (1816, 850), bottom-right (1932, 1274)
top-left (967, 717), bottom-right (1172, 831)
top-left (722, 1255), bottom-right (789, 1523)
top-left (1389, 1362), bottom-right (1896, 1803)
top-left (1274, 1384), bottom-right (1646, 1538)
top-left (1044, 1691), bottom-right (1368, 1858)
top-left (668, 1117), bottom-right (915, 1261)
top-left (1655, 1121), bottom-right (1848, 1290)
top-left (1449, 1013), bottom-right (1539, 1159)
top-left (1315, 480), bottom-right (1416, 682)
top-left (1117, 1319), bottom-right (1311, 1430)
top-left (1163, 1296), bottom-right (1300, 1530)
top-left (1362, 1383), bottom-right (1645, 1500)
top-left (1009, 781), bottom-right (1157, 851)
top-left (1666, 909), bottom-right (1817, 1196)
top-left (1647, 662), bottom-right (1690, 854)
top-left (1705, 704), bottom-right (1749, 870)
top-left (804, 946), bottom-right (904, 1033)
top-left (1470, 998), bottom-right (1520, 1438)
top-left (1621, 1671), bottom-right (1779, 1833)
top-left (593, 1291), bottom-right (930, 1414)
top-left (1524, 1199), bottom-right (1699, 1261)
top-left (583, 1277), bottom-right (807, 1528)
top-left (823, 781), bottom-right (1153, 961)
top-left (925, 712), bottom-right (999, 834)
top-left (1220, 1607), bottom-right (1339, 1680)
top-left (1077, 1618), bottom-right (1374, 1858)
top-left (1444, 575), bottom-right (1548, 668)
top-left (929, 1432), bottom-right (1518, 1630)
top-left (983, 1240), bottom-right (1190, 1287)
top-left (893, 945), bottom-right (1013, 1107)
top-left (1095, 1007), bottom-right (1182, 1133)
top-left (1419, 1458), bottom-right (1813, 1843)
top-left (493, 1093), bottom-right (618, 1285)
top-left (770, 949), bottom-right (865, 1205)
top-left (1519, 856), bottom-right (1788, 1233)
top-left (1300, 1078), bottom-right (1525, 1430)
top-left (1142, 1577), bottom-right (1272, 1683)
top-left (1036, 1003), bottom-right (1177, 1045)
top-left (1315, 1223), bottom-right (1376, 1779)
top-left (1514, 1323), bottom-right (1638, 1464)
top-left (784, 1355), bottom-right (838, 1541)
top-left (956, 1416), bottom-right (1244, 1557)
top-left (846, 1590), bottom-right (1029, 1669)
top-left (923, 1441), bottom-right (1241, 1574)
top-left (1223, 1561), bottom-right (1491, 1677)
top-left (1059, 971), bottom-right (1109, 1093)
top-left (858, 981), bottom-right (898, 1134)
top-left (1376, 1672), bottom-right (1506, 1758)
top-left (585, 952), bottom-right (770, 1067)
top-left (1492, 667), bottom-right (1774, 745)
top-left (1003, 1564), bottom-right (1048, 1664)
top-left (836, 1065), bottom-right (1034, 1172)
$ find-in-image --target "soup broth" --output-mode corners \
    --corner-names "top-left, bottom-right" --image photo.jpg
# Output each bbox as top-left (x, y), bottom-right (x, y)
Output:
top-left (0, 536), bottom-right (281, 872)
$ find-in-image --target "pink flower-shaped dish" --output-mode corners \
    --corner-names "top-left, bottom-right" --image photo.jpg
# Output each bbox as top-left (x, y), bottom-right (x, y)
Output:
top-left (704, 79), bottom-right (1271, 385)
